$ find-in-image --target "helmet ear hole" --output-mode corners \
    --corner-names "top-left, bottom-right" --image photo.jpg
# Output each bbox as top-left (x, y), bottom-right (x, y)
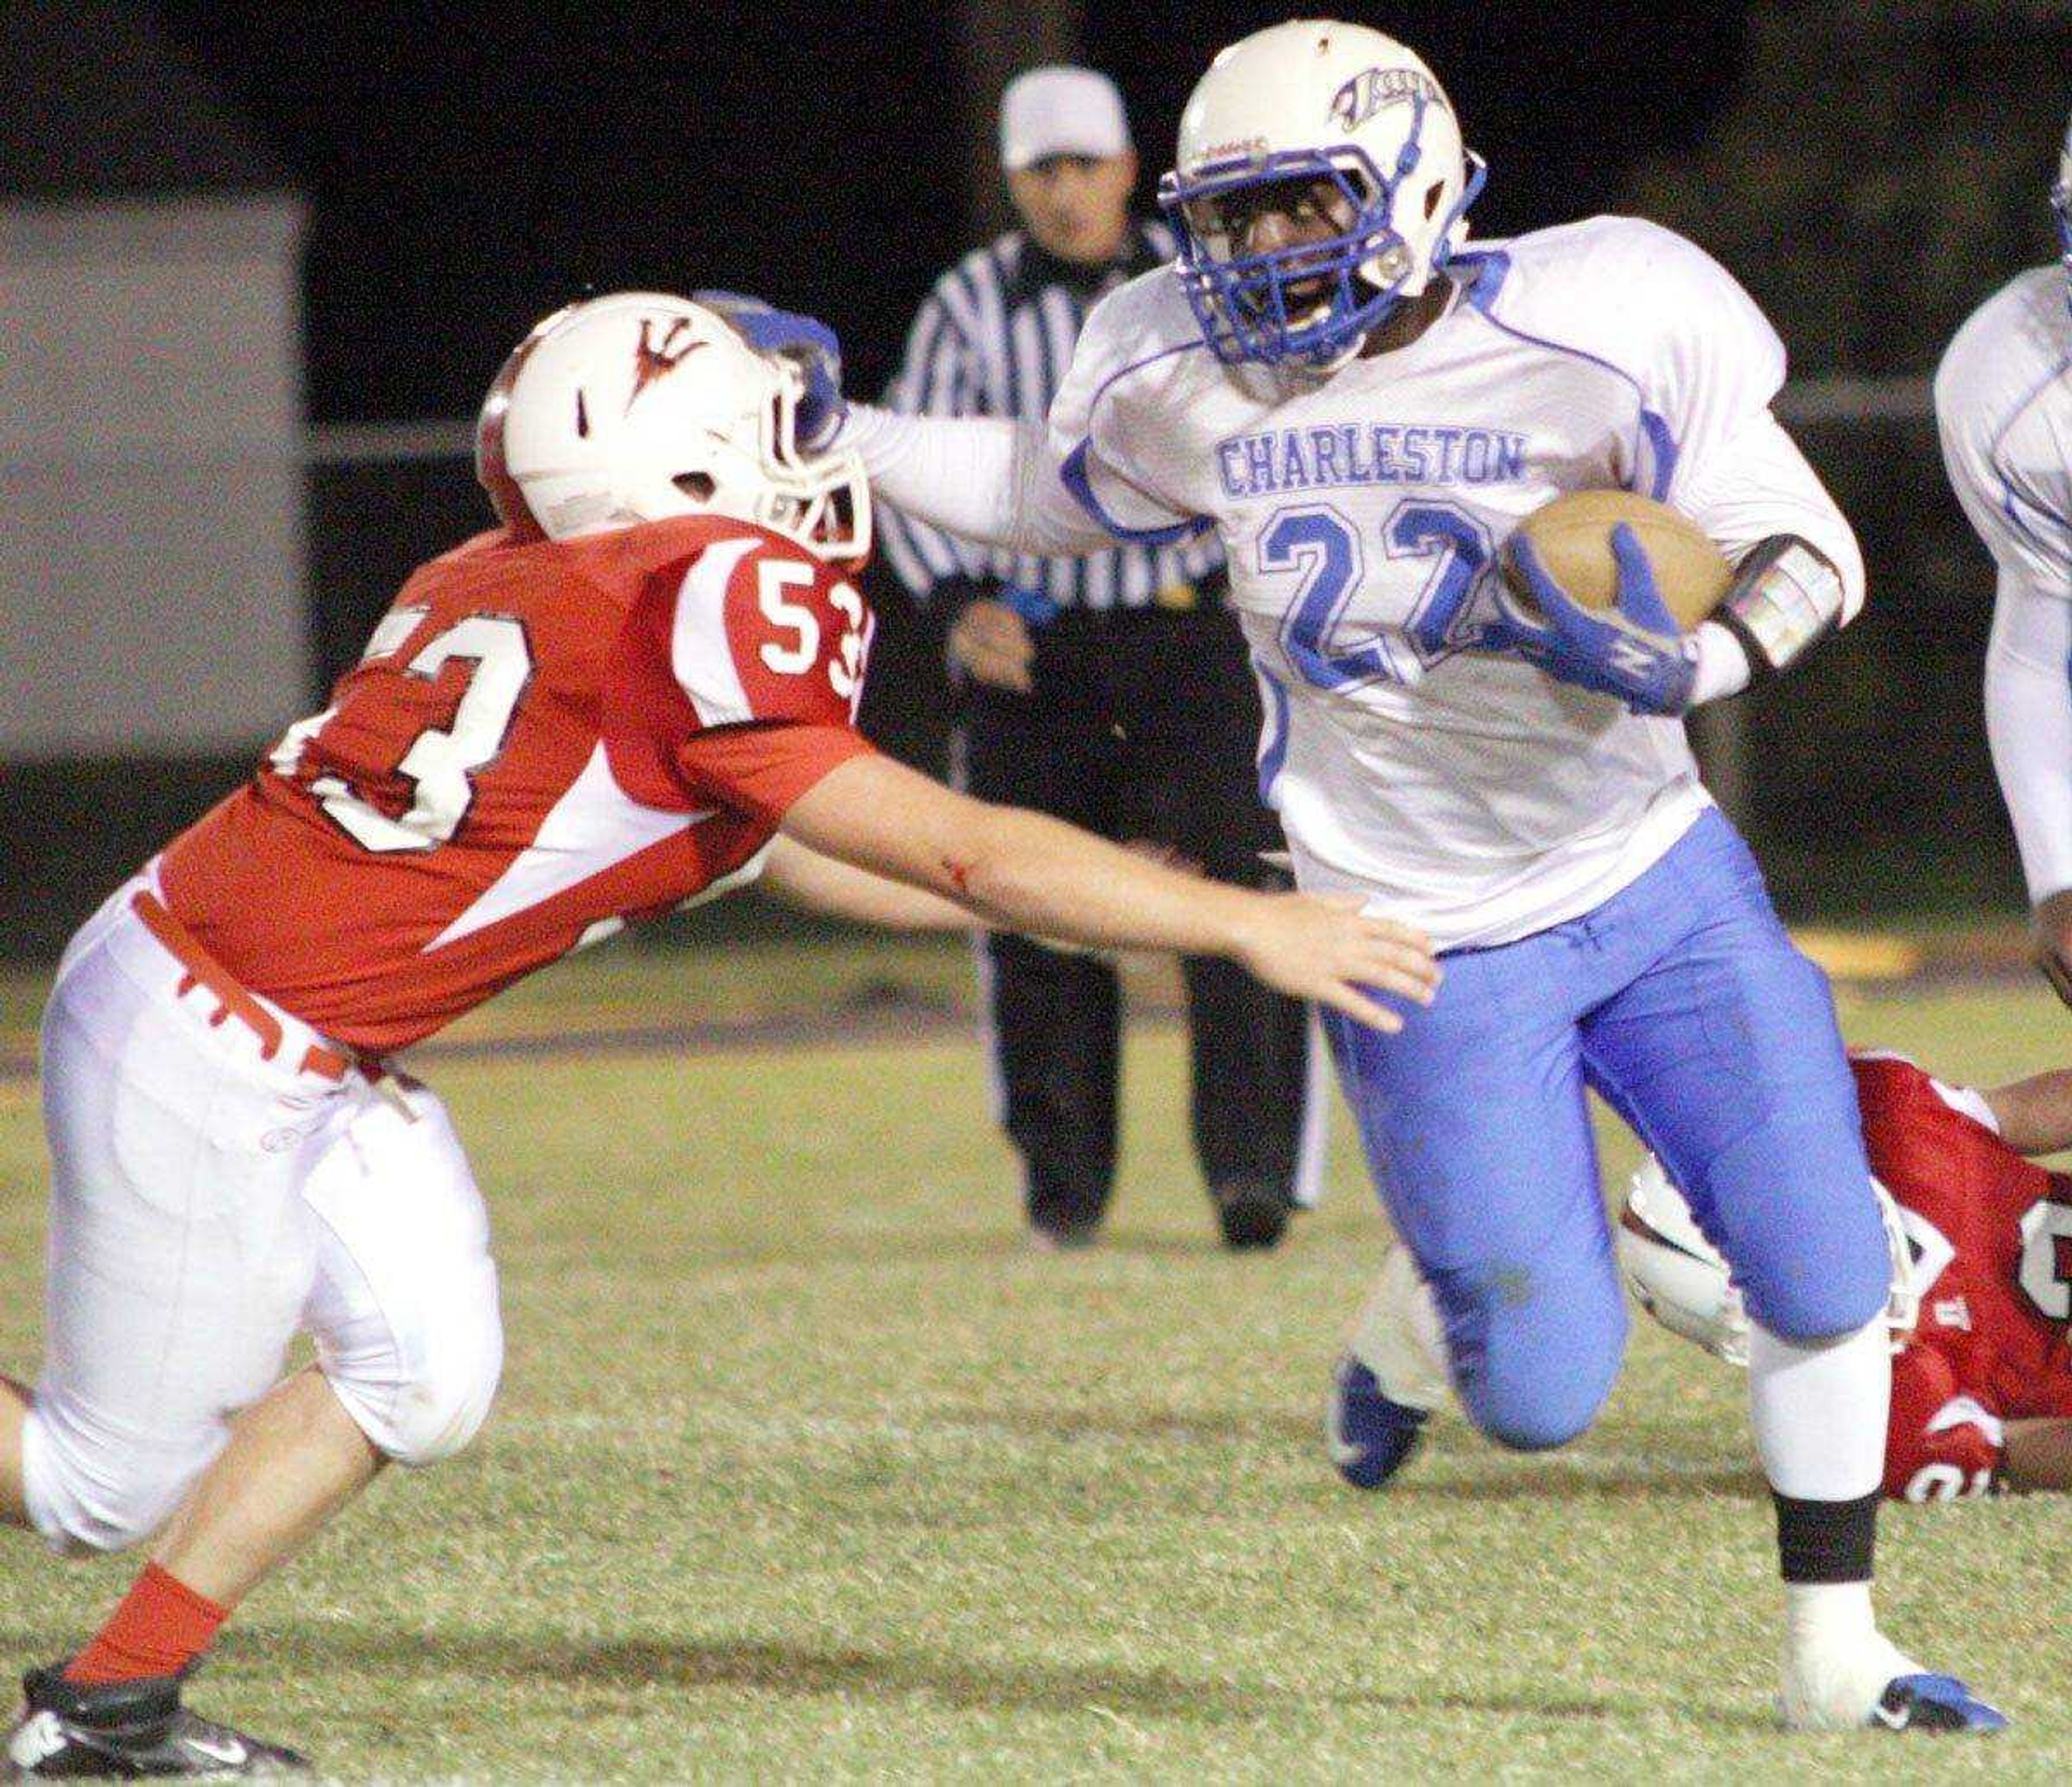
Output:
top-left (673, 472), bottom-right (716, 502)
top-left (1422, 180), bottom-right (1444, 220)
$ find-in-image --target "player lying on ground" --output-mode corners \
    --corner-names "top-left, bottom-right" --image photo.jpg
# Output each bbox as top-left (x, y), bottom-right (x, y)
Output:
top-left (1937, 106), bottom-right (2072, 1013)
top-left (0, 292), bottom-right (1438, 1779)
top-left (724, 15), bottom-right (2005, 1734)
top-left (1334, 1048), bottom-right (2072, 1505)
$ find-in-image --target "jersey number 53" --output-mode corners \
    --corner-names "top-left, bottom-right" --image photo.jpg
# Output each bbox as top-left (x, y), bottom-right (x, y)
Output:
top-left (269, 610), bottom-right (533, 854)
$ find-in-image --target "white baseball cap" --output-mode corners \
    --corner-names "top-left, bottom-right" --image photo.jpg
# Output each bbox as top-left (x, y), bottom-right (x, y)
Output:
top-left (999, 66), bottom-right (1132, 173)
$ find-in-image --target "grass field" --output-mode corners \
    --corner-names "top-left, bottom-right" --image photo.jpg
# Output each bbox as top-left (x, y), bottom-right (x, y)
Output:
top-left (0, 935), bottom-right (2067, 1782)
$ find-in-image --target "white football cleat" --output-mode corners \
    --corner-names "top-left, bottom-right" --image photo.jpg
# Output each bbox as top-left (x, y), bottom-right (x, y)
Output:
top-left (1780, 1632), bottom-right (2008, 1733)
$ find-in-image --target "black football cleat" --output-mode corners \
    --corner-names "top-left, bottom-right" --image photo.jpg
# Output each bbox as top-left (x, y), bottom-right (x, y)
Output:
top-left (4, 1666), bottom-right (308, 1778)
top-left (1211, 1182), bottom-right (1294, 1251)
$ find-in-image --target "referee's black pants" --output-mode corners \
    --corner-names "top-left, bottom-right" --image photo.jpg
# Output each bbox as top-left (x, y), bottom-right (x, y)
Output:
top-left (959, 601), bottom-right (1317, 1236)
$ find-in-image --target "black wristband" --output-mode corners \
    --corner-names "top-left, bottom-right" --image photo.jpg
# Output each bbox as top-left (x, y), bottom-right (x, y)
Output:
top-left (1710, 602), bottom-right (1775, 687)
top-left (1712, 535), bottom-right (1844, 682)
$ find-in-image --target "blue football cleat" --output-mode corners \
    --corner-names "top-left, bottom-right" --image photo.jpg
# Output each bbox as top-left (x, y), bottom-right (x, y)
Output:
top-left (1326, 1353), bottom-right (1428, 1489)
top-left (1872, 1674), bottom-right (2009, 1734)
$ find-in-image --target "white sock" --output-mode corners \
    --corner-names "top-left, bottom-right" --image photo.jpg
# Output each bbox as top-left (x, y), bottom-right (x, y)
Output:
top-left (1346, 1247), bottom-right (1450, 1411)
top-left (1748, 1318), bottom-right (1890, 1499)
top-left (1785, 1580), bottom-right (1876, 1654)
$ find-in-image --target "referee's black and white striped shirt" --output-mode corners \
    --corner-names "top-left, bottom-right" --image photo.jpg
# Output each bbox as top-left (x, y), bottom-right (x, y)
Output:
top-left (878, 219), bottom-right (1226, 612)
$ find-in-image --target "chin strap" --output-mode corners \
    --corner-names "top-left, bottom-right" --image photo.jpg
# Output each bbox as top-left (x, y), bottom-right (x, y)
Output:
top-left (1709, 535), bottom-right (1847, 683)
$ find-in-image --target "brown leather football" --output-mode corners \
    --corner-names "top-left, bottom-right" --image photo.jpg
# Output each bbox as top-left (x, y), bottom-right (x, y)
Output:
top-left (1505, 490), bottom-right (1731, 631)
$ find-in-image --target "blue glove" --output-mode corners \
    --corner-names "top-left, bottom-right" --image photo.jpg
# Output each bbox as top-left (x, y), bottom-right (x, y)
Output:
top-left (1494, 523), bottom-right (1696, 716)
top-left (694, 289), bottom-right (845, 447)
top-left (997, 583), bottom-right (1058, 627)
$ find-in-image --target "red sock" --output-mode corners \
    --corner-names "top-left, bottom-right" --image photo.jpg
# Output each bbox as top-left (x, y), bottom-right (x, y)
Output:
top-left (64, 1564), bottom-right (227, 1686)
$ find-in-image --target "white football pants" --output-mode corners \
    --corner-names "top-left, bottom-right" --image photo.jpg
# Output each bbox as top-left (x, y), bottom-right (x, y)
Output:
top-left (19, 876), bottom-right (503, 1554)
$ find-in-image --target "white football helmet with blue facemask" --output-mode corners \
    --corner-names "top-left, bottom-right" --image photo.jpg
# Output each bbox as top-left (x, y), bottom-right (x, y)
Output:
top-left (1158, 19), bottom-right (1484, 369)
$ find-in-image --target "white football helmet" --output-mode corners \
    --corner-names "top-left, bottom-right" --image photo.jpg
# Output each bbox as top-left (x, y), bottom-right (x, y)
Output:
top-left (475, 291), bottom-right (869, 564)
top-left (1616, 1157), bottom-right (1921, 1369)
top-left (1157, 19), bottom-right (1484, 367)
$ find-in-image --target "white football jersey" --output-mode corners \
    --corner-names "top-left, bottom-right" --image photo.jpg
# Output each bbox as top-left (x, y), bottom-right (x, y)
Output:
top-left (1048, 215), bottom-right (1859, 947)
top-left (1937, 265), bottom-right (2072, 904)
top-left (1936, 265), bottom-right (2072, 598)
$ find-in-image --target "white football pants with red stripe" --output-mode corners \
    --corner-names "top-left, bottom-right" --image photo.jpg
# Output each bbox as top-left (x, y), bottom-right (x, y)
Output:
top-left (21, 876), bottom-right (503, 1554)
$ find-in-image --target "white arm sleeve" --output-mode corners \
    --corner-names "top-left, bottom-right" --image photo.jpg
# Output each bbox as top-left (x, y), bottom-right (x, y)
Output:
top-left (875, 281), bottom-right (992, 592)
top-left (839, 403), bottom-right (1119, 558)
top-left (1986, 569), bottom-right (2072, 903)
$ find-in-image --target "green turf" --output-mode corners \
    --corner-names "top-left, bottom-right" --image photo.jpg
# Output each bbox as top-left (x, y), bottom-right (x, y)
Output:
top-left (0, 953), bottom-right (2065, 1781)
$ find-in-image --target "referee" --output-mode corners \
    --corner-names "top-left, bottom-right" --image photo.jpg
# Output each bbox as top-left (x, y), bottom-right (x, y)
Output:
top-left (880, 65), bottom-right (1323, 1252)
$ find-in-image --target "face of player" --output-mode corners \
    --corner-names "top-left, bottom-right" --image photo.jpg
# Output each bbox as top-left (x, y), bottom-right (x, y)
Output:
top-left (1008, 152), bottom-right (1137, 264)
top-left (1188, 173), bottom-right (1358, 309)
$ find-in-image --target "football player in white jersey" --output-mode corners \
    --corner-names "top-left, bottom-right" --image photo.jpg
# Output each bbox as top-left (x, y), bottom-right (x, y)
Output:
top-left (1936, 111), bottom-right (2072, 1001)
top-left (727, 19), bottom-right (2004, 1733)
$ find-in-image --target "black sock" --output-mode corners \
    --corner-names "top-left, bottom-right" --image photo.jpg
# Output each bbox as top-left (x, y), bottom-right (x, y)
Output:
top-left (1774, 1488), bottom-right (1878, 1584)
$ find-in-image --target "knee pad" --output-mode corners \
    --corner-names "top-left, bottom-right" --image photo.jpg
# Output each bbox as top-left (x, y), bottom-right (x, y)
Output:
top-left (1712, 1131), bottom-right (1891, 1344)
top-left (1462, 1354), bottom-right (1621, 1452)
top-left (1435, 1265), bottom-right (1627, 1452)
top-left (1744, 1256), bottom-right (1887, 1345)
top-left (303, 1082), bottom-right (505, 1469)
top-left (19, 1403), bottom-right (217, 1555)
top-left (324, 1276), bottom-right (503, 1469)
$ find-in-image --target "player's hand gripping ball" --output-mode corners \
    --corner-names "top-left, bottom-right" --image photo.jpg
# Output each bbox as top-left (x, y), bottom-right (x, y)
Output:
top-left (1495, 492), bottom-right (1732, 717)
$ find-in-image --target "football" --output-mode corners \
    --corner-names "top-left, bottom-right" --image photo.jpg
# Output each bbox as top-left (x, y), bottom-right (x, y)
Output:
top-left (1505, 490), bottom-right (1732, 631)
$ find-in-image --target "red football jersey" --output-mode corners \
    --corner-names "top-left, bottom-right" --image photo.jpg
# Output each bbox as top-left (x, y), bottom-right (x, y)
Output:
top-left (159, 514), bottom-right (876, 1053)
top-left (1850, 1053), bottom-right (2072, 1502)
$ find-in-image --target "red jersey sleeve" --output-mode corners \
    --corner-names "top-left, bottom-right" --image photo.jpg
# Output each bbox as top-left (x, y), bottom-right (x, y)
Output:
top-left (1884, 1343), bottom-right (2006, 1503)
top-left (609, 532), bottom-right (877, 824)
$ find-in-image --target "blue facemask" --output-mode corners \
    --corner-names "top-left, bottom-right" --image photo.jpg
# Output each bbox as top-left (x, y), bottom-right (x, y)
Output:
top-left (1157, 97), bottom-right (1485, 369)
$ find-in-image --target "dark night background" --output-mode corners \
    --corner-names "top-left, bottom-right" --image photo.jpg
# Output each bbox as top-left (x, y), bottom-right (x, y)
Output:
top-left (8, 2), bottom-right (2070, 947)
top-left (146, 3), bottom-right (1747, 421)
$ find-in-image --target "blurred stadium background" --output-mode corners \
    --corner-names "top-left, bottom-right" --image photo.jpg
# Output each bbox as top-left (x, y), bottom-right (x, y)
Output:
top-left (5, 0), bottom-right (2066, 954)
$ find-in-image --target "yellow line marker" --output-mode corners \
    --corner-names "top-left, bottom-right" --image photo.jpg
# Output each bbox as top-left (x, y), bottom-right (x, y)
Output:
top-left (1789, 930), bottom-right (1923, 982)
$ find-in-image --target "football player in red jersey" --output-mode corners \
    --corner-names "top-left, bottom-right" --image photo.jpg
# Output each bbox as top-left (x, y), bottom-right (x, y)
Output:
top-left (0, 293), bottom-right (1439, 1778)
top-left (1620, 1049), bottom-right (2072, 1503)
top-left (1331, 1048), bottom-right (2072, 1506)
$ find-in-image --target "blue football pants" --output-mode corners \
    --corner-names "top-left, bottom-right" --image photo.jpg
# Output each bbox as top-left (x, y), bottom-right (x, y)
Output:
top-left (1325, 809), bottom-right (1890, 1451)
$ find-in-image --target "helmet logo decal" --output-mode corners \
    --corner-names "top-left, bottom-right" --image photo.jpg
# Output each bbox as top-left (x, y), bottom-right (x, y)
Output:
top-left (629, 317), bottom-right (704, 413)
top-left (1329, 65), bottom-right (1444, 134)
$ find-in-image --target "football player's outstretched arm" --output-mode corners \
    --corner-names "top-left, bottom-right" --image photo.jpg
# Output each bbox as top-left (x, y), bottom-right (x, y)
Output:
top-left (1976, 1068), bottom-right (2072, 1157)
top-left (711, 289), bottom-right (1188, 560)
top-left (757, 834), bottom-right (978, 932)
top-left (779, 753), bottom-right (1439, 1030)
top-left (840, 405), bottom-right (1117, 558)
